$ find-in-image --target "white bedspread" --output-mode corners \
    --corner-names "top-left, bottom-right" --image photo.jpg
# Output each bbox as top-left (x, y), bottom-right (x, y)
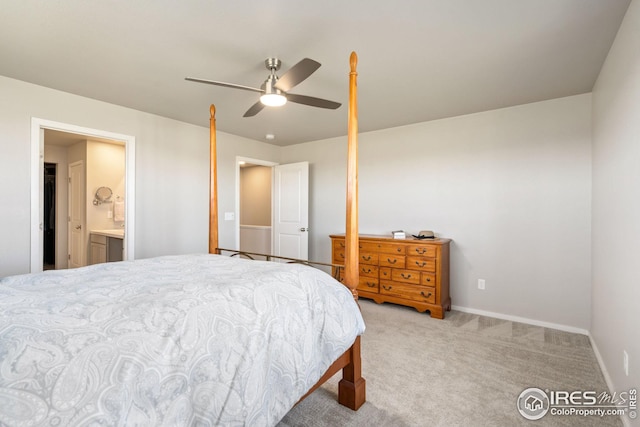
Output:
top-left (0, 254), bottom-right (365, 426)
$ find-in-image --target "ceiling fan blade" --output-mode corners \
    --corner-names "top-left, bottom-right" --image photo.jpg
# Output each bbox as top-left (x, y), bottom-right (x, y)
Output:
top-left (274, 58), bottom-right (321, 92)
top-left (185, 77), bottom-right (263, 93)
top-left (243, 101), bottom-right (266, 117)
top-left (286, 93), bottom-right (341, 110)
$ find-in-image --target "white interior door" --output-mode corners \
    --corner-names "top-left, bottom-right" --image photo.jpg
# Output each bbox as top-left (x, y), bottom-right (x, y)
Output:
top-left (68, 161), bottom-right (86, 268)
top-left (273, 162), bottom-right (309, 260)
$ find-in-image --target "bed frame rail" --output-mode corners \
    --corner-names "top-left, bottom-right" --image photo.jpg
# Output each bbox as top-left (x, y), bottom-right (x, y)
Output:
top-left (216, 248), bottom-right (344, 281)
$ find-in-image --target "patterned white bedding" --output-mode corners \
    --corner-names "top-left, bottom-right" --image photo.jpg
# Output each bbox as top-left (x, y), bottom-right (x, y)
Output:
top-left (0, 254), bottom-right (365, 426)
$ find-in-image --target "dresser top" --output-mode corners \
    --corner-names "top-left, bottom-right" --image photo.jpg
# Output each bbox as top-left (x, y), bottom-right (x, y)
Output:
top-left (330, 233), bottom-right (450, 244)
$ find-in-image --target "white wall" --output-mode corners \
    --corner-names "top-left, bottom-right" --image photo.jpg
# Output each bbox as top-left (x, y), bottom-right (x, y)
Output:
top-left (0, 75), bottom-right (280, 277)
top-left (283, 94), bottom-right (593, 330)
top-left (240, 165), bottom-right (271, 226)
top-left (591, 0), bottom-right (640, 408)
top-left (86, 140), bottom-right (126, 232)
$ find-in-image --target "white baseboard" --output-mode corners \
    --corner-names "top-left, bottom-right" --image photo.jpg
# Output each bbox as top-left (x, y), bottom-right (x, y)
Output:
top-left (450, 304), bottom-right (589, 335)
top-left (588, 333), bottom-right (615, 391)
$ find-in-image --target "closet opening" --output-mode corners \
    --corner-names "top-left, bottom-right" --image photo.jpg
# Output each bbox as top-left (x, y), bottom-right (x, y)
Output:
top-left (43, 162), bottom-right (57, 270)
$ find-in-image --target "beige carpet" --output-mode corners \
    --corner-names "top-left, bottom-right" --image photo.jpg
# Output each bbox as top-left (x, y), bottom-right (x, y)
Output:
top-left (278, 300), bottom-right (623, 427)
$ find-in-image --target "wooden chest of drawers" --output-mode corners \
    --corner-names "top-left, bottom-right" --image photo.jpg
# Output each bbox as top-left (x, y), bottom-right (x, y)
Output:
top-left (330, 234), bottom-right (451, 319)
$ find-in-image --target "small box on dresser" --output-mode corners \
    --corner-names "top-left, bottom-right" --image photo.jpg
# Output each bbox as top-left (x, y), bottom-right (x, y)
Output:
top-left (330, 234), bottom-right (451, 319)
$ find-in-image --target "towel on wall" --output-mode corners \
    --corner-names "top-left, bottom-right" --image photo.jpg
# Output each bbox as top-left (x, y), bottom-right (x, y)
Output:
top-left (114, 200), bottom-right (125, 222)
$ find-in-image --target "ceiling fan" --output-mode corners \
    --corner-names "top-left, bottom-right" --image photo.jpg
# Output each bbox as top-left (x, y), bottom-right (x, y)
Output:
top-left (186, 58), bottom-right (341, 117)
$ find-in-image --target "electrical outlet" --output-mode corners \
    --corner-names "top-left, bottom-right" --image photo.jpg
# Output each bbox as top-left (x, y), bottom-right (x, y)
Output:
top-left (624, 351), bottom-right (629, 376)
top-left (478, 279), bottom-right (486, 290)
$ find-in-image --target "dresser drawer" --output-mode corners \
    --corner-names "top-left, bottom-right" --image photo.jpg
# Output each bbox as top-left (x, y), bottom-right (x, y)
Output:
top-left (360, 265), bottom-right (378, 278)
top-left (379, 267), bottom-right (391, 281)
top-left (380, 281), bottom-right (436, 304)
top-left (358, 277), bottom-right (379, 293)
top-left (332, 239), bottom-right (345, 263)
top-left (421, 272), bottom-right (436, 286)
top-left (406, 244), bottom-right (437, 257)
top-left (360, 252), bottom-right (379, 265)
top-left (407, 256), bottom-right (437, 272)
top-left (376, 243), bottom-right (406, 255)
top-left (359, 241), bottom-right (380, 252)
top-left (379, 254), bottom-right (405, 268)
top-left (391, 268), bottom-right (420, 284)
top-left (333, 239), bottom-right (346, 250)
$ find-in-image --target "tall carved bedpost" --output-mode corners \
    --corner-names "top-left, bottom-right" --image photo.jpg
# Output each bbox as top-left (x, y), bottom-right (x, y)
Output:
top-left (344, 51), bottom-right (359, 299)
top-left (338, 51), bottom-right (366, 411)
top-left (209, 104), bottom-right (220, 254)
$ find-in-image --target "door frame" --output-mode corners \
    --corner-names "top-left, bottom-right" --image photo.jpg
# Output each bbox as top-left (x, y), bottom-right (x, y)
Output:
top-left (235, 156), bottom-right (278, 251)
top-left (30, 118), bottom-right (136, 273)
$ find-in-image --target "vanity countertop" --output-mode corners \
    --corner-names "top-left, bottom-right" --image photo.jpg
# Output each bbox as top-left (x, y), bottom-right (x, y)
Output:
top-left (91, 229), bottom-right (125, 239)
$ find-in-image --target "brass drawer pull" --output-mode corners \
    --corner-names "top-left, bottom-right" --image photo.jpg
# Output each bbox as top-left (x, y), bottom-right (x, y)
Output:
top-left (421, 291), bottom-right (432, 298)
top-left (362, 268), bottom-right (372, 274)
top-left (340, 242), bottom-right (345, 248)
top-left (340, 253), bottom-right (345, 259)
top-left (382, 271), bottom-right (389, 276)
top-left (366, 282), bottom-right (376, 288)
top-left (401, 273), bottom-right (412, 279)
top-left (387, 258), bottom-right (397, 264)
top-left (416, 261), bottom-right (426, 267)
top-left (362, 255), bottom-right (372, 261)
top-left (415, 248), bottom-right (427, 255)
top-left (425, 277), bottom-right (432, 282)
top-left (382, 285), bottom-right (392, 291)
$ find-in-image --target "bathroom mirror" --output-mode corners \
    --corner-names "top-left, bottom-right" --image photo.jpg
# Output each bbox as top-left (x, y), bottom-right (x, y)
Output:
top-left (93, 186), bottom-right (113, 205)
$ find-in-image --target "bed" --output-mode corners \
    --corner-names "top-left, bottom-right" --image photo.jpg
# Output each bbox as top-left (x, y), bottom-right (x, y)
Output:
top-left (0, 53), bottom-right (365, 426)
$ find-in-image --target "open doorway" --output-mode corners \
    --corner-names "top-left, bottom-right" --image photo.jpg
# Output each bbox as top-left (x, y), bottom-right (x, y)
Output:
top-left (235, 157), bottom-right (309, 261)
top-left (30, 118), bottom-right (136, 273)
top-left (43, 163), bottom-right (57, 270)
top-left (237, 158), bottom-right (277, 259)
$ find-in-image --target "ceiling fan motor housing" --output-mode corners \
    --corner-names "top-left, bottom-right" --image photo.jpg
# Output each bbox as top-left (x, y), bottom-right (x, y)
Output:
top-left (261, 58), bottom-right (285, 97)
top-left (265, 58), bottom-right (282, 71)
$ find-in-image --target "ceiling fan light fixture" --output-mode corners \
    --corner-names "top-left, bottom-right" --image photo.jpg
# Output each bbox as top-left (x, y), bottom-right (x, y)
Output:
top-left (186, 57), bottom-right (339, 117)
top-left (260, 93), bottom-right (287, 107)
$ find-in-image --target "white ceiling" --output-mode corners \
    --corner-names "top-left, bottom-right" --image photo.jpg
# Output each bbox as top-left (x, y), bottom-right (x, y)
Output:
top-left (0, 1), bottom-right (630, 146)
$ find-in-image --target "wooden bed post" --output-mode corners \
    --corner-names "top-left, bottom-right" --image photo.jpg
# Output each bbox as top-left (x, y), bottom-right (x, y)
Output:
top-left (209, 104), bottom-right (219, 254)
top-left (338, 51), bottom-right (366, 411)
top-left (344, 52), bottom-right (359, 298)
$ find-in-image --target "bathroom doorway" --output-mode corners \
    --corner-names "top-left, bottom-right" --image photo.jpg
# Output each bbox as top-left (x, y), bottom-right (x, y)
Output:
top-left (30, 118), bottom-right (136, 273)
